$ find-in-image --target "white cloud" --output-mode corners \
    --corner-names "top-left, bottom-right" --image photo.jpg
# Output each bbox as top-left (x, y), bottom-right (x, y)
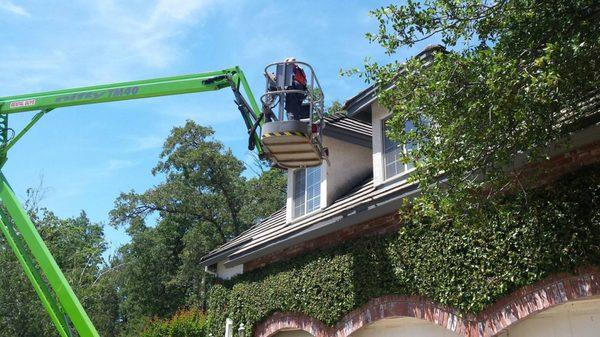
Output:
top-left (107, 159), bottom-right (135, 171)
top-left (128, 135), bottom-right (164, 152)
top-left (90, 0), bottom-right (216, 68)
top-left (0, 0), bottom-right (30, 17)
top-left (0, 0), bottom-right (219, 93)
top-left (0, 49), bottom-right (69, 93)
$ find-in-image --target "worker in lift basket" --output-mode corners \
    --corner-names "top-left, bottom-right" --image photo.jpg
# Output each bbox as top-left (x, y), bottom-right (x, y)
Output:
top-left (284, 57), bottom-right (309, 121)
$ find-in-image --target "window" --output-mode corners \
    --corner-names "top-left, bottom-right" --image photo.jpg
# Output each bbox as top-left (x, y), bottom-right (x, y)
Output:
top-left (293, 166), bottom-right (321, 218)
top-left (383, 119), bottom-right (415, 180)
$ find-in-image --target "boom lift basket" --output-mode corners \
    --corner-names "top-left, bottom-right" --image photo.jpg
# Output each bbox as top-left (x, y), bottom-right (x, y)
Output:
top-left (260, 60), bottom-right (327, 169)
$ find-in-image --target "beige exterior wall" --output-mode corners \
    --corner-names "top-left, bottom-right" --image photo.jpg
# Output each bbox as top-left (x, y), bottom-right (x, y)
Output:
top-left (286, 134), bottom-right (372, 223)
top-left (349, 317), bottom-right (460, 337)
top-left (322, 135), bottom-right (372, 204)
top-left (216, 260), bottom-right (243, 280)
top-left (498, 297), bottom-right (600, 337)
top-left (272, 330), bottom-right (314, 337)
top-left (371, 101), bottom-right (389, 187)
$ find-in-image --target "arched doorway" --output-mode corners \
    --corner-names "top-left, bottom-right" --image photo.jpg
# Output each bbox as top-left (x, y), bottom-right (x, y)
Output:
top-left (272, 330), bottom-right (315, 337)
top-left (496, 296), bottom-right (600, 337)
top-left (348, 317), bottom-right (461, 337)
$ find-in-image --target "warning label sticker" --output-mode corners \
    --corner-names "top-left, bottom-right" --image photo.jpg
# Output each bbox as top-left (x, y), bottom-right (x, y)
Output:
top-left (9, 99), bottom-right (36, 109)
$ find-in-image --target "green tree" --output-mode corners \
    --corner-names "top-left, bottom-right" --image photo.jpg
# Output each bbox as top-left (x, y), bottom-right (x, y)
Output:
top-left (326, 100), bottom-right (343, 115)
top-left (0, 206), bottom-right (117, 337)
top-left (360, 0), bottom-right (599, 223)
top-left (109, 121), bottom-right (286, 332)
top-left (140, 309), bottom-right (206, 337)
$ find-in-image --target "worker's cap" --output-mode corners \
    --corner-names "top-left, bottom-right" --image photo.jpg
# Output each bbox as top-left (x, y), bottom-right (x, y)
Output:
top-left (284, 57), bottom-right (296, 62)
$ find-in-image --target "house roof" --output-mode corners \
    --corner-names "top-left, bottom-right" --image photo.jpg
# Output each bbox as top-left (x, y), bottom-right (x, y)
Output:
top-left (559, 91), bottom-right (600, 131)
top-left (200, 47), bottom-right (600, 270)
top-left (322, 112), bottom-right (372, 148)
top-left (200, 173), bottom-right (420, 267)
top-left (323, 113), bottom-right (372, 137)
top-left (343, 84), bottom-right (377, 119)
top-left (199, 112), bottom-right (376, 267)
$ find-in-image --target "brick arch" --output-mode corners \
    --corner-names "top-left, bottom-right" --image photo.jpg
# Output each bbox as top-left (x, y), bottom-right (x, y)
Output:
top-left (254, 296), bottom-right (466, 337)
top-left (254, 267), bottom-right (600, 337)
top-left (255, 312), bottom-right (326, 337)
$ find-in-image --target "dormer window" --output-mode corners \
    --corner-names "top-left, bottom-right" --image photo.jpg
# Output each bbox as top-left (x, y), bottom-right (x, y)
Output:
top-left (383, 119), bottom-right (415, 180)
top-left (293, 166), bottom-right (322, 218)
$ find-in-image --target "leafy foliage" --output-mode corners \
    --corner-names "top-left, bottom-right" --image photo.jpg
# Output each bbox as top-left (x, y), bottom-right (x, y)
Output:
top-left (326, 100), bottom-right (343, 115)
top-left (0, 208), bottom-right (122, 337)
top-left (0, 120), bottom-right (285, 337)
top-left (109, 120), bottom-right (286, 332)
top-left (358, 0), bottom-right (600, 226)
top-left (207, 165), bottom-right (600, 335)
top-left (141, 309), bottom-right (206, 337)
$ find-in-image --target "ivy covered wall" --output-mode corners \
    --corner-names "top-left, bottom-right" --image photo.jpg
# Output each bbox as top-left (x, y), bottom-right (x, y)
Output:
top-left (206, 164), bottom-right (600, 336)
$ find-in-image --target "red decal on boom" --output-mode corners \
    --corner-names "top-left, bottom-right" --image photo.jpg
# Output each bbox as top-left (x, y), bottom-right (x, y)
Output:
top-left (9, 99), bottom-right (36, 109)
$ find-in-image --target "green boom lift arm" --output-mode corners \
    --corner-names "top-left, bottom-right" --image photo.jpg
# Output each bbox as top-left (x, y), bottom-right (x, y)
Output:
top-left (0, 66), bottom-right (265, 337)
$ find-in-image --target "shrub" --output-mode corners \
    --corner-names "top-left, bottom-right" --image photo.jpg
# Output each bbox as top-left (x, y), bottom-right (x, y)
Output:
top-left (207, 164), bottom-right (600, 336)
top-left (142, 309), bottom-right (206, 337)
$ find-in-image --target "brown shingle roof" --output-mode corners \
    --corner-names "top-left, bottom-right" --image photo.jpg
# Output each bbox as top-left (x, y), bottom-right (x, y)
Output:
top-left (201, 88), bottom-right (600, 268)
top-left (200, 173), bottom-right (421, 267)
top-left (324, 113), bottom-right (372, 137)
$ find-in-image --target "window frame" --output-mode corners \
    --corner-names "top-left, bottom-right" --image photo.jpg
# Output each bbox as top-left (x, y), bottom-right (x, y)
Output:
top-left (292, 165), bottom-right (322, 219)
top-left (381, 116), bottom-right (416, 182)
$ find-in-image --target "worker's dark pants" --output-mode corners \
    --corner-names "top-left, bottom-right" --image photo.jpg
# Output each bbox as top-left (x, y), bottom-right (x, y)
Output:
top-left (285, 84), bottom-right (309, 120)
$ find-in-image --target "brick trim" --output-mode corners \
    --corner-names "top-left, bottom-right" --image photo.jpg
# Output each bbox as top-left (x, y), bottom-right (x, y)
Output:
top-left (245, 140), bottom-right (600, 273)
top-left (244, 213), bottom-right (400, 272)
top-left (253, 267), bottom-right (600, 337)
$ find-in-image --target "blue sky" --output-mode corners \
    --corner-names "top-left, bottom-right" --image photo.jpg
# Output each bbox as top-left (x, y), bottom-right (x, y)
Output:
top-left (0, 0), bottom-right (427, 256)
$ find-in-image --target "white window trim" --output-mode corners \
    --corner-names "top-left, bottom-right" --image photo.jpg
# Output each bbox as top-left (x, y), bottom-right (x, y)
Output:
top-left (289, 204), bottom-right (325, 224)
top-left (291, 165), bottom-right (324, 219)
top-left (381, 116), bottom-right (416, 183)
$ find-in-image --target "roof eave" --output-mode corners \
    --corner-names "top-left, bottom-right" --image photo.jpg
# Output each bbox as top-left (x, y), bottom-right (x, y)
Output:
top-left (343, 84), bottom-right (377, 118)
top-left (199, 238), bottom-right (252, 267)
top-left (323, 125), bottom-right (372, 148)
top-left (222, 180), bottom-right (420, 268)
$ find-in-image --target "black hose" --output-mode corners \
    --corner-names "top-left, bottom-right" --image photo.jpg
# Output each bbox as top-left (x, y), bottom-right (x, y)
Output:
top-left (247, 113), bottom-right (264, 151)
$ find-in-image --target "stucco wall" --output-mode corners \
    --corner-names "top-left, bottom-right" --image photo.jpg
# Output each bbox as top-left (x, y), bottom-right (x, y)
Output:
top-left (286, 134), bottom-right (372, 223)
top-left (216, 260), bottom-right (243, 280)
top-left (349, 317), bottom-right (460, 337)
top-left (322, 135), bottom-right (372, 205)
top-left (498, 297), bottom-right (600, 337)
top-left (371, 101), bottom-right (388, 186)
top-left (272, 330), bottom-right (314, 337)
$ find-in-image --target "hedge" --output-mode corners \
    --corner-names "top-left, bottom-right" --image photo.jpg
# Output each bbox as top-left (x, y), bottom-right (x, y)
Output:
top-left (141, 309), bottom-right (206, 337)
top-left (207, 164), bottom-right (600, 336)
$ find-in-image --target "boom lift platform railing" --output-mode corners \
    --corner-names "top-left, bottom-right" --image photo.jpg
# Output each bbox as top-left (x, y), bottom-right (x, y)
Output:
top-left (260, 61), bottom-right (327, 169)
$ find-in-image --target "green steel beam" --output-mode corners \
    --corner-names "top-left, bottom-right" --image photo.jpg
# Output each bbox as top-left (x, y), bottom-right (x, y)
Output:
top-left (5, 110), bottom-right (49, 152)
top-left (0, 67), bottom-right (264, 155)
top-left (0, 69), bottom-right (234, 114)
top-left (234, 67), bottom-right (261, 117)
top-left (0, 173), bottom-right (100, 337)
top-left (230, 68), bottom-right (263, 153)
top-left (0, 65), bottom-right (267, 337)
